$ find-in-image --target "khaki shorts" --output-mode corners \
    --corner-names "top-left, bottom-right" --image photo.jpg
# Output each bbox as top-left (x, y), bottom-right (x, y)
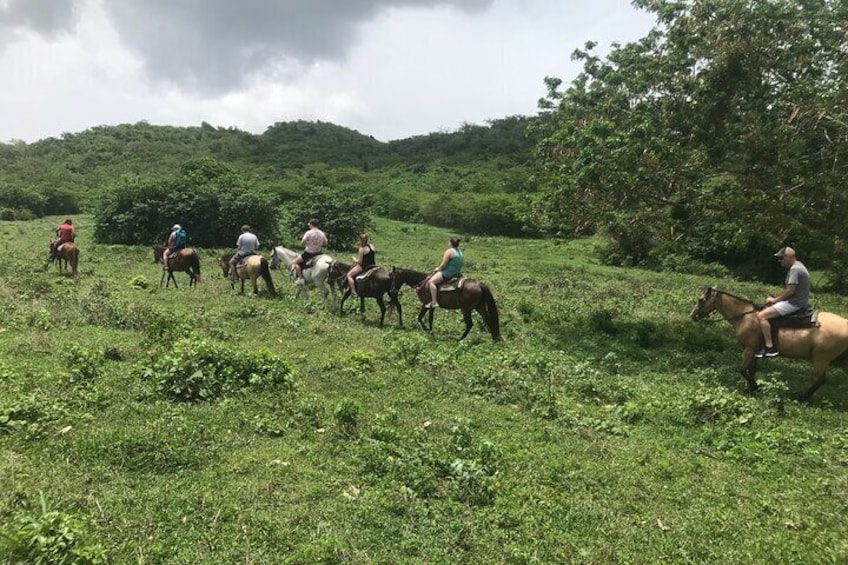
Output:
top-left (773, 301), bottom-right (802, 316)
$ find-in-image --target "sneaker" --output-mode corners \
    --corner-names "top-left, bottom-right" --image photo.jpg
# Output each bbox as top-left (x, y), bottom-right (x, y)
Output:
top-left (423, 301), bottom-right (437, 309)
top-left (754, 349), bottom-right (766, 358)
top-left (764, 347), bottom-right (779, 358)
top-left (295, 278), bottom-right (306, 286)
top-left (350, 292), bottom-right (359, 298)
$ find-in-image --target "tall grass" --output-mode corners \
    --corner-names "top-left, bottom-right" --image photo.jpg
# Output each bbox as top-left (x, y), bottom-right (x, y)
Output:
top-left (1, 216), bottom-right (847, 563)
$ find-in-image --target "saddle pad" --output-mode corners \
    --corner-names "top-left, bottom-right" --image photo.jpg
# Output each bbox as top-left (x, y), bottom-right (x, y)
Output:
top-left (771, 310), bottom-right (820, 347)
top-left (772, 309), bottom-right (819, 330)
top-left (438, 276), bottom-right (465, 292)
top-left (354, 266), bottom-right (380, 282)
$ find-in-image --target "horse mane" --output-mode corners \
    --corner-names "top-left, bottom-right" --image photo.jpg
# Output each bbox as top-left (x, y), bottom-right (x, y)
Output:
top-left (712, 287), bottom-right (755, 305)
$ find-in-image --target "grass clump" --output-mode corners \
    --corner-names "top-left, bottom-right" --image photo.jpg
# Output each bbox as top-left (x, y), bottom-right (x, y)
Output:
top-left (140, 338), bottom-right (295, 403)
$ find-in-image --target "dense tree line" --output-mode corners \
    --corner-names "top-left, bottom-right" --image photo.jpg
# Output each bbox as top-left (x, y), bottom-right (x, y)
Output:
top-left (1, 117), bottom-right (537, 238)
top-left (533, 0), bottom-right (848, 286)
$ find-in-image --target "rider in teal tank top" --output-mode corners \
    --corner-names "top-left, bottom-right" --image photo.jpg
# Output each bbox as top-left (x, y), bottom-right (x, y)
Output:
top-left (425, 237), bottom-right (464, 308)
top-left (442, 249), bottom-right (463, 279)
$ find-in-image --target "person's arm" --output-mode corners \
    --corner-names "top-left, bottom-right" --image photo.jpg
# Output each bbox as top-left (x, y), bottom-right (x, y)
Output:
top-left (772, 284), bottom-right (797, 302)
top-left (354, 246), bottom-right (366, 266)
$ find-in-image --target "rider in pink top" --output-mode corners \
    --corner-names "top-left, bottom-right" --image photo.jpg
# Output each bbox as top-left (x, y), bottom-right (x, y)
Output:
top-left (291, 219), bottom-right (328, 283)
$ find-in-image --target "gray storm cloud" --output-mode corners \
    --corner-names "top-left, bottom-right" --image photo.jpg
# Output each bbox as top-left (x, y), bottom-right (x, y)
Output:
top-left (95, 0), bottom-right (493, 94)
top-left (0, 0), bottom-right (75, 38)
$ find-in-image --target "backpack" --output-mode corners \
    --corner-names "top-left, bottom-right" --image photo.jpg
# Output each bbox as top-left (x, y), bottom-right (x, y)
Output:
top-left (174, 229), bottom-right (187, 248)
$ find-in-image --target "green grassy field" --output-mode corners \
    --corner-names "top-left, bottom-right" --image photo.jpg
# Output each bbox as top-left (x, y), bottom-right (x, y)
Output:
top-left (2, 216), bottom-right (847, 564)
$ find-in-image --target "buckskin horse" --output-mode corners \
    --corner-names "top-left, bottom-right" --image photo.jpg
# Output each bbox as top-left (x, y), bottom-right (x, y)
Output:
top-left (52, 241), bottom-right (79, 277)
top-left (390, 267), bottom-right (501, 341)
top-left (219, 253), bottom-right (276, 297)
top-left (154, 246), bottom-right (201, 288)
top-left (690, 286), bottom-right (848, 400)
top-left (269, 246), bottom-right (334, 303)
top-left (328, 260), bottom-right (403, 328)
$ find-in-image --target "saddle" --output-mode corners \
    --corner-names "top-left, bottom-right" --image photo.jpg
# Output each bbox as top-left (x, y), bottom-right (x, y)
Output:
top-left (770, 308), bottom-right (820, 347)
top-left (437, 276), bottom-right (466, 292)
top-left (236, 252), bottom-right (256, 268)
top-left (303, 254), bottom-right (324, 269)
top-left (354, 265), bottom-right (380, 282)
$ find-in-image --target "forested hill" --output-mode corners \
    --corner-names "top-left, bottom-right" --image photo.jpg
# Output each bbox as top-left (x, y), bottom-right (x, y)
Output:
top-left (0, 116), bottom-right (535, 194)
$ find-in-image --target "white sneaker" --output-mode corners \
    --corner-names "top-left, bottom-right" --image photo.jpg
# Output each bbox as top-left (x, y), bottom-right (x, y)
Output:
top-left (296, 278), bottom-right (306, 286)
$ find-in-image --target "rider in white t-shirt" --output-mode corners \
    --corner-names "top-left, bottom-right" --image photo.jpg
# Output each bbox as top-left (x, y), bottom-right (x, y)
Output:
top-left (291, 219), bottom-right (327, 284)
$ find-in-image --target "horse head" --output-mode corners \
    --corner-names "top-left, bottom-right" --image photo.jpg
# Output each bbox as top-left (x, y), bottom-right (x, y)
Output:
top-left (690, 287), bottom-right (719, 321)
top-left (218, 255), bottom-right (232, 278)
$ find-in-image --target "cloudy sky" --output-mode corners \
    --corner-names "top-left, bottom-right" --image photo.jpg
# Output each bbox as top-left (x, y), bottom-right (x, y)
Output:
top-left (1, 0), bottom-right (655, 144)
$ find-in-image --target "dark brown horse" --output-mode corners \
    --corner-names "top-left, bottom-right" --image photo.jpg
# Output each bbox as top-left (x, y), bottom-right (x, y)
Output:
top-left (328, 261), bottom-right (403, 328)
top-left (52, 241), bottom-right (79, 277)
top-left (219, 254), bottom-right (276, 297)
top-left (690, 287), bottom-right (848, 400)
top-left (154, 246), bottom-right (201, 288)
top-left (390, 267), bottom-right (501, 341)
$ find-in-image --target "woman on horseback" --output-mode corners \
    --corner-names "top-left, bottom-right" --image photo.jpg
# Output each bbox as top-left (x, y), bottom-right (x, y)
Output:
top-left (425, 237), bottom-right (463, 309)
top-left (346, 233), bottom-right (376, 298)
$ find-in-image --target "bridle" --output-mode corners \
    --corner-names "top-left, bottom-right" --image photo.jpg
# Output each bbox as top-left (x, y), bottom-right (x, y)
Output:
top-left (694, 288), bottom-right (759, 323)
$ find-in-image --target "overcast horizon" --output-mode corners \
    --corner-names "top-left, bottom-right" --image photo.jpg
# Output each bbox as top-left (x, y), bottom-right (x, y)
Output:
top-left (1, 0), bottom-right (655, 144)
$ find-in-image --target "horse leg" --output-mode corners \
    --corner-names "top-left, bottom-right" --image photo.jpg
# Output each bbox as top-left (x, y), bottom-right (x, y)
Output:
top-left (339, 289), bottom-right (349, 315)
top-left (376, 296), bottom-right (386, 327)
top-left (799, 358), bottom-right (829, 402)
top-left (417, 306), bottom-right (429, 331)
top-left (739, 349), bottom-right (758, 393)
top-left (459, 308), bottom-right (474, 341)
top-left (169, 271), bottom-right (178, 289)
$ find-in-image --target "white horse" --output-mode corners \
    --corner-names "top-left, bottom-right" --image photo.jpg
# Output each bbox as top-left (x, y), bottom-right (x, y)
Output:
top-left (269, 245), bottom-right (336, 302)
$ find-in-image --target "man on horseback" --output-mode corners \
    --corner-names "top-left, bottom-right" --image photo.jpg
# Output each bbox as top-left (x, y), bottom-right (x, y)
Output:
top-left (425, 237), bottom-right (463, 309)
top-left (291, 219), bottom-right (328, 286)
top-left (756, 246), bottom-right (811, 358)
top-left (346, 233), bottom-right (376, 298)
top-left (48, 218), bottom-right (75, 264)
top-left (228, 225), bottom-right (259, 280)
top-left (162, 224), bottom-right (187, 267)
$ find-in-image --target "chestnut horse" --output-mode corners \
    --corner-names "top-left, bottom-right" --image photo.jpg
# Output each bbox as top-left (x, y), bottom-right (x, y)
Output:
top-left (390, 267), bottom-right (501, 341)
top-left (690, 286), bottom-right (848, 400)
top-left (327, 261), bottom-right (403, 328)
top-left (153, 246), bottom-right (201, 288)
top-left (219, 254), bottom-right (276, 297)
top-left (53, 242), bottom-right (79, 277)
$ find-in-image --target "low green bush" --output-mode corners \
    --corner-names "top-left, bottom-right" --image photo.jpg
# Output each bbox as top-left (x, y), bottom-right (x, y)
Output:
top-left (140, 338), bottom-right (295, 403)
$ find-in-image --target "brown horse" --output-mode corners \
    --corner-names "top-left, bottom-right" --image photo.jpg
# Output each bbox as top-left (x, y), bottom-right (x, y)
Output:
top-left (219, 254), bottom-right (276, 297)
top-left (690, 287), bottom-right (848, 400)
top-left (52, 241), bottom-right (79, 276)
top-left (390, 267), bottom-right (501, 341)
top-left (154, 246), bottom-right (201, 288)
top-left (328, 261), bottom-right (403, 328)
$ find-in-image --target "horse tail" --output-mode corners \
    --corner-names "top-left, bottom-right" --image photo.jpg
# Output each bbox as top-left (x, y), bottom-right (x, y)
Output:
top-left (261, 258), bottom-right (277, 297)
top-left (70, 246), bottom-right (79, 276)
top-left (191, 251), bottom-right (201, 282)
top-left (480, 284), bottom-right (501, 341)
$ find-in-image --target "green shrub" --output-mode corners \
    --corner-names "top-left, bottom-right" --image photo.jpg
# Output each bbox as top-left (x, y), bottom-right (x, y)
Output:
top-left (281, 184), bottom-right (373, 250)
top-left (93, 158), bottom-right (281, 247)
top-left (333, 398), bottom-right (361, 436)
top-left (140, 338), bottom-right (295, 403)
top-left (64, 345), bottom-right (104, 387)
top-left (0, 493), bottom-right (106, 564)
